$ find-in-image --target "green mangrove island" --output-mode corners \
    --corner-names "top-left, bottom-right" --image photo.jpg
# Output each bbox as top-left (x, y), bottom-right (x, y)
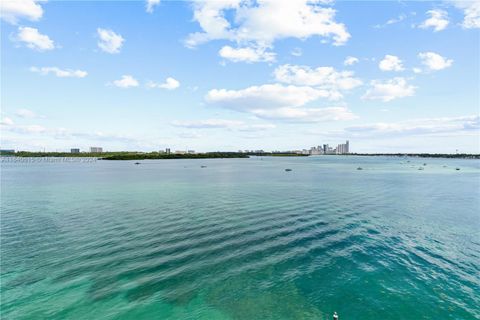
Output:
top-left (1, 151), bottom-right (478, 159)
top-left (1, 151), bottom-right (308, 160)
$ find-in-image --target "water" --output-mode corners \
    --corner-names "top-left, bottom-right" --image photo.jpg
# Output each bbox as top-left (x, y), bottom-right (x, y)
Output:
top-left (1, 156), bottom-right (479, 319)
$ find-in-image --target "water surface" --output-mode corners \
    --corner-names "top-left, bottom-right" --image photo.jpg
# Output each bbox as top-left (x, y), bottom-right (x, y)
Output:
top-left (1, 156), bottom-right (479, 319)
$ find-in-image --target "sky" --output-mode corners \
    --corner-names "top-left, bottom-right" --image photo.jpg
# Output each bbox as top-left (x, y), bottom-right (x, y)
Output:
top-left (0, 0), bottom-right (479, 153)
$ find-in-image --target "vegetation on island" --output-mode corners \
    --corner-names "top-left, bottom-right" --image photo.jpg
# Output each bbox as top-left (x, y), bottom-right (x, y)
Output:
top-left (1, 151), bottom-right (307, 160)
top-left (102, 152), bottom-right (250, 160)
top-left (4, 151), bottom-right (112, 158)
top-left (2, 150), bottom-right (477, 159)
top-left (102, 152), bottom-right (308, 160)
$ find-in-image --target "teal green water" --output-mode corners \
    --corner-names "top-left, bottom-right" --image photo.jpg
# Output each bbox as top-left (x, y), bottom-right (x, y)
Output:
top-left (1, 156), bottom-right (479, 319)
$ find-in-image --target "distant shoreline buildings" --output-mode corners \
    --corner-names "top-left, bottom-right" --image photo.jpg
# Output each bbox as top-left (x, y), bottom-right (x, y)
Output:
top-left (89, 147), bottom-right (103, 153)
top-left (1, 142), bottom-right (350, 155)
top-left (303, 140), bottom-right (350, 155)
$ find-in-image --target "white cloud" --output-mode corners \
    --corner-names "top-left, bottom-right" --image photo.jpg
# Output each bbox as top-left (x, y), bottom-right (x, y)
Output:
top-left (7, 124), bottom-right (47, 134)
top-left (15, 26), bottom-right (54, 51)
top-left (273, 64), bottom-right (362, 93)
top-left (112, 75), bottom-right (139, 88)
top-left (206, 61), bottom-right (362, 123)
top-left (413, 67), bottom-right (422, 74)
top-left (251, 106), bottom-right (356, 122)
top-left (15, 108), bottom-right (44, 119)
top-left (97, 28), bottom-right (124, 54)
top-left (172, 119), bottom-right (244, 129)
top-left (386, 14), bottom-right (407, 25)
top-left (206, 84), bottom-right (336, 111)
top-left (185, 0), bottom-right (350, 60)
top-left (291, 47), bottom-right (303, 57)
top-left (310, 115), bottom-right (479, 144)
top-left (2, 122), bottom-right (143, 146)
top-left (451, 1), bottom-right (480, 29)
top-left (30, 66), bottom-right (87, 78)
top-left (379, 55), bottom-right (404, 71)
top-left (362, 77), bottom-right (416, 102)
top-left (374, 13), bottom-right (407, 28)
top-left (343, 115), bottom-right (479, 137)
top-left (344, 56), bottom-right (359, 66)
top-left (0, 117), bottom-right (14, 126)
top-left (172, 119), bottom-right (275, 131)
top-left (146, 0), bottom-right (160, 13)
top-left (219, 45), bottom-right (275, 63)
top-left (420, 9), bottom-right (449, 31)
top-left (147, 77), bottom-right (180, 90)
top-left (205, 83), bottom-right (357, 123)
top-left (0, 0), bottom-right (44, 24)
top-left (418, 51), bottom-right (453, 71)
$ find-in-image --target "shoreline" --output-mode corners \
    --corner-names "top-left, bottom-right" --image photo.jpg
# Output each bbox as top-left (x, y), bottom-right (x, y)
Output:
top-left (1, 152), bottom-right (478, 160)
top-left (0, 152), bottom-right (307, 160)
top-left (344, 153), bottom-right (480, 159)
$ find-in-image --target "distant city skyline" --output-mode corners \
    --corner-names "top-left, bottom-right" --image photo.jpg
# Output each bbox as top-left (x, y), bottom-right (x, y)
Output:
top-left (1, 1), bottom-right (479, 153)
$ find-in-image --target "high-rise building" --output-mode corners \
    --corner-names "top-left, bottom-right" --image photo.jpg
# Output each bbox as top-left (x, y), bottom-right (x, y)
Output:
top-left (307, 141), bottom-right (350, 155)
top-left (165, 148), bottom-right (171, 154)
top-left (71, 148), bottom-right (80, 153)
top-left (335, 140), bottom-right (350, 154)
top-left (89, 147), bottom-right (103, 153)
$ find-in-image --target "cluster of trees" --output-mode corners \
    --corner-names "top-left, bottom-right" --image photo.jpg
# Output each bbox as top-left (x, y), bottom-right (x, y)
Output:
top-left (3, 151), bottom-right (477, 159)
top-left (3, 151), bottom-right (309, 160)
top-left (102, 152), bottom-right (250, 160)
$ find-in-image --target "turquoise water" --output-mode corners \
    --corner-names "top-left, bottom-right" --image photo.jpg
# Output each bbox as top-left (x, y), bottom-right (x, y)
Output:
top-left (1, 156), bottom-right (479, 319)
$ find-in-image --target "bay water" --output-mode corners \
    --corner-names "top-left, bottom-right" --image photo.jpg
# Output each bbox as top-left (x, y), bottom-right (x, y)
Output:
top-left (1, 156), bottom-right (479, 319)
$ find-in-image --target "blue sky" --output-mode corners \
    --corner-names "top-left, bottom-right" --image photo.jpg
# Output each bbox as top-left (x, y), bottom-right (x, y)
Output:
top-left (1, 0), bottom-right (479, 153)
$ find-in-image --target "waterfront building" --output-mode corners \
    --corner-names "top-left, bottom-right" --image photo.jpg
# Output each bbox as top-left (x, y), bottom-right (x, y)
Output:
top-left (89, 147), bottom-right (103, 153)
top-left (309, 146), bottom-right (322, 155)
top-left (306, 141), bottom-right (350, 155)
top-left (71, 148), bottom-right (80, 153)
top-left (335, 140), bottom-right (350, 154)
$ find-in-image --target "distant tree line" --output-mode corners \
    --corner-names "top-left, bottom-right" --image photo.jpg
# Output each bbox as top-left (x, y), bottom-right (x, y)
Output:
top-left (2, 151), bottom-right (477, 159)
top-left (346, 153), bottom-right (480, 159)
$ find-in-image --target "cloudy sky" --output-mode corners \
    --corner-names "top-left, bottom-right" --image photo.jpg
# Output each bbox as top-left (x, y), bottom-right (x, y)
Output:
top-left (1, 0), bottom-right (479, 153)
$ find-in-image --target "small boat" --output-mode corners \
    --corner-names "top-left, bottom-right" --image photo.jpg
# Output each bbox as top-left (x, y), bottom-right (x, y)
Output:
top-left (418, 167), bottom-right (424, 170)
top-left (134, 162), bottom-right (141, 165)
top-left (201, 165), bottom-right (207, 168)
top-left (455, 168), bottom-right (460, 171)
top-left (285, 168), bottom-right (292, 172)
top-left (423, 163), bottom-right (427, 166)
top-left (357, 167), bottom-right (363, 170)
